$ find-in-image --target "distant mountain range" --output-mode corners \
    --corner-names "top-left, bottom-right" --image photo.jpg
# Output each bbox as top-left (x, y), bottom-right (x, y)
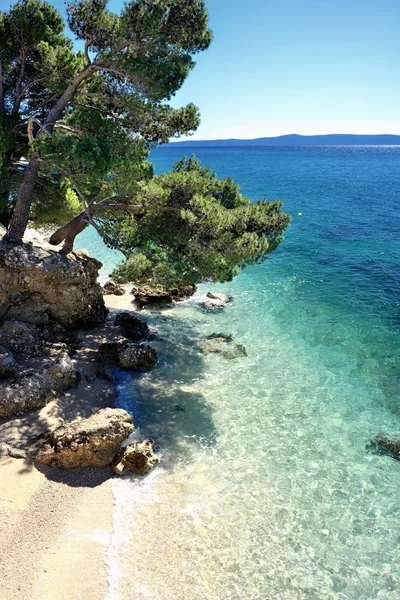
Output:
top-left (170, 134), bottom-right (400, 146)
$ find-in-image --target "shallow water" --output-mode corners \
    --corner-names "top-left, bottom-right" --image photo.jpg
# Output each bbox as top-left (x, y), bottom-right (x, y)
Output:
top-left (78, 146), bottom-right (400, 599)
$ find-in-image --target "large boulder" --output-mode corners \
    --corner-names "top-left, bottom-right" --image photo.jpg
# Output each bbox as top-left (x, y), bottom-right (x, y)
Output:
top-left (368, 435), bottom-right (400, 460)
top-left (201, 292), bottom-right (232, 311)
top-left (31, 407), bottom-right (134, 468)
top-left (112, 439), bottom-right (160, 476)
top-left (0, 353), bottom-right (79, 419)
top-left (199, 333), bottom-right (247, 359)
top-left (114, 312), bottom-right (150, 341)
top-left (102, 280), bottom-right (125, 296)
top-left (98, 341), bottom-right (157, 370)
top-left (132, 284), bottom-right (196, 308)
top-left (0, 345), bottom-right (18, 380)
top-left (0, 242), bottom-right (107, 329)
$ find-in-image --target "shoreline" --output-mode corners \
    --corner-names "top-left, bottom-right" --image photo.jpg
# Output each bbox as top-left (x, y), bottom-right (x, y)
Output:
top-left (0, 286), bottom-right (137, 600)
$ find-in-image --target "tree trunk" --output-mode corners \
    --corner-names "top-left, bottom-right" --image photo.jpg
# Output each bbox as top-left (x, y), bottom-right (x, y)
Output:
top-left (49, 211), bottom-right (88, 253)
top-left (3, 64), bottom-right (97, 244)
top-left (3, 153), bottom-right (41, 243)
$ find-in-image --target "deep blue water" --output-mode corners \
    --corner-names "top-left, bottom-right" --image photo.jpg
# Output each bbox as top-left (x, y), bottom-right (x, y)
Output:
top-left (80, 146), bottom-right (400, 599)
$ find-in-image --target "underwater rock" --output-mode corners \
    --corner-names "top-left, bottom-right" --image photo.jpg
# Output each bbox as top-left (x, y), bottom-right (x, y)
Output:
top-left (368, 435), bottom-right (400, 460)
top-left (199, 334), bottom-right (247, 359)
top-left (112, 439), bottom-right (160, 476)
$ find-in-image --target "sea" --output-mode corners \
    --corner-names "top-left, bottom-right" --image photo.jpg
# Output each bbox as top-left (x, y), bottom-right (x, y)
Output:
top-left (76, 145), bottom-right (400, 600)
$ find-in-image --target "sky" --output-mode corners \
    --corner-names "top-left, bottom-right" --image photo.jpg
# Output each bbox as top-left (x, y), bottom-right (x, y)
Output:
top-left (49, 0), bottom-right (400, 140)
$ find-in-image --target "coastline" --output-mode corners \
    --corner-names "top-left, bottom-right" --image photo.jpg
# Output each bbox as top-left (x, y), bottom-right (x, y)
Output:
top-left (0, 286), bottom-right (137, 600)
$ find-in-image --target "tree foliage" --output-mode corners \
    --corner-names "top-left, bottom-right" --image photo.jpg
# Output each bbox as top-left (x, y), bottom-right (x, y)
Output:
top-left (110, 156), bottom-right (291, 287)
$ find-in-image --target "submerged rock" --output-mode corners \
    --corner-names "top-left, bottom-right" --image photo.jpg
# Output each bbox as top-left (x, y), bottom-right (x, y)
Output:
top-left (114, 312), bottom-right (150, 341)
top-left (199, 333), bottom-right (247, 359)
top-left (98, 341), bottom-right (157, 370)
top-left (32, 407), bottom-right (134, 468)
top-left (0, 345), bottom-right (18, 380)
top-left (113, 439), bottom-right (160, 476)
top-left (102, 280), bottom-right (125, 296)
top-left (132, 284), bottom-right (196, 308)
top-left (368, 435), bottom-right (400, 460)
top-left (0, 242), bottom-right (107, 329)
top-left (0, 353), bottom-right (79, 419)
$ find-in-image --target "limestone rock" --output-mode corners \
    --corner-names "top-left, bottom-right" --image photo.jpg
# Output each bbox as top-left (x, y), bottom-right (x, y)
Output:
top-left (98, 341), bottom-right (157, 370)
top-left (368, 435), bottom-right (400, 460)
top-left (113, 439), bottom-right (160, 476)
top-left (132, 284), bottom-right (196, 308)
top-left (206, 292), bottom-right (232, 304)
top-left (0, 353), bottom-right (79, 419)
top-left (0, 345), bottom-right (18, 379)
top-left (102, 280), bottom-right (125, 296)
top-left (32, 407), bottom-right (134, 468)
top-left (0, 241), bottom-right (107, 328)
top-left (199, 333), bottom-right (247, 360)
top-left (0, 320), bottom-right (43, 357)
top-left (114, 312), bottom-right (150, 341)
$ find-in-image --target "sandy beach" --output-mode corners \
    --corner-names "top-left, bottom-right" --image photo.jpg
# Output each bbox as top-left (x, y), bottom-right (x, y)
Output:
top-left (0, 287), bottom-right (136, 600)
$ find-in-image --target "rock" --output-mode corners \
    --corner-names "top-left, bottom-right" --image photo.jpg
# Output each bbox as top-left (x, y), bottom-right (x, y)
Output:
top-left (0, 320), bottom-right (42, 356)
top-left (0, 241), bottom-right (107, 329)
top-left (102, 280), bottom-right (125, 296)
top-left (206, 292), bottom-right (232, 304)
top-left (199, 334), bottom-right (247, 359)
top-left (132, 284), bottom-right (196, 307)
top-left (0, 345), bottom-right (18, 379)
top-left (98, 341), bottom-right (157, 370)
top-left (368, 435), bottom-right (400, 460)
top-left (0, 353), bottom-right (79, 419)
top-left (114, 312), bottom-right (150, 341)
top-left (201, 292), bottom-right (232, 311)
top-left (32, 407), bottom-right (134, 468)
top-left (112, 439), bottom-right (160, 476)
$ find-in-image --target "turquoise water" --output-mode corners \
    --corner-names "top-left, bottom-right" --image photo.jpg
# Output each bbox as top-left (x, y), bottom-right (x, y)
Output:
top-left (78, 146), bottom-right (400, 599)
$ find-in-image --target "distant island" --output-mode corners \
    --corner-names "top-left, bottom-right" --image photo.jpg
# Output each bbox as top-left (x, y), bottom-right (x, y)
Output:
top-left (170, 133), bottom-right (400, 146)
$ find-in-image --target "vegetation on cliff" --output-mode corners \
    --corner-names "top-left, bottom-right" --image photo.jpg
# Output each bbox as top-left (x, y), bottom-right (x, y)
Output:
top-left (1, 0), bottom-right (290, 289)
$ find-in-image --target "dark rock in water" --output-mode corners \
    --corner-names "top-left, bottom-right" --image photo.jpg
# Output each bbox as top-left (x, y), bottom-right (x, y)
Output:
top-left (368, 435), bottom-right (400, 460)
top-left (114, 312), bottom-right (150, 341)
top-left (112, 439), bottom-right (160, 476)
top-left (98, 341), bottom-right (157, 370)
top-left (0, 243), bottom-right (107, 329)
top-left (32, 407), bottom-right (134, 468)
top-left (206, 292), bottom-right (232, 304)
top-left (0, 353), bottom-right (79, 419)
top-left (0, 345), bottom-right (18, 379)
top-left (199, 334), bottom-right (247, 359)
top-left (102, 280), bottom-right (125, 296)
top-left (132, 284), bottom-right (196, 307)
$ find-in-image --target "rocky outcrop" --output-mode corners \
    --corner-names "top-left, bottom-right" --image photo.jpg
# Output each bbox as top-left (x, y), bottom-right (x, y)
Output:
top-left (201, 292), bottom-right (232, 311)
top-left (31, 407), bottom-right (134, 468)
top-left (368, 435), bottom-right (400, 460)
top-left (98, 341), bottom-right (158, 370)
top-left (199, 333), bottom-right (247, 359)
top-left (0, 346), bottom-right (18, 380)
top-left (132, 284), bottom-right (196, 307)
top-left (114, 312), bottom-right (150, 341)
top-left (0, 242), bottom-right (107, 329)
top-left (102, 280), bottom-right (125, 296)
top-left (0, 353), bottom-right (79, 419)
top-left (0, 320), bottom-right (43, 357)
top-left (113, 439), bottom-right (160, 476)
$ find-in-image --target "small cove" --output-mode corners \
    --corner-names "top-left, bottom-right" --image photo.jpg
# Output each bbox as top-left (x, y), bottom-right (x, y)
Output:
top-left (78, 145), bottom-right (400, 599)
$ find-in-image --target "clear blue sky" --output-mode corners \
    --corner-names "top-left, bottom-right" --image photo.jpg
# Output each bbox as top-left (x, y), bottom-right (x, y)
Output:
top-left (50, 0), bottom-right (400, 139)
